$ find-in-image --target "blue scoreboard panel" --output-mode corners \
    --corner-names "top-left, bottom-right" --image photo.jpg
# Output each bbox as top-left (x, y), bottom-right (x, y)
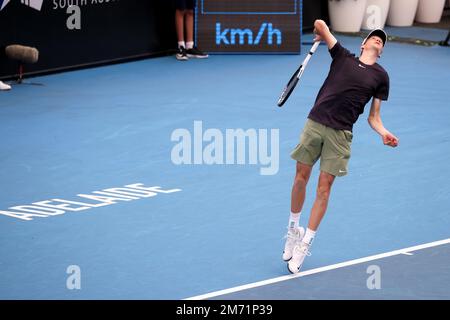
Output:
top-left (196, 0), bottom-right (302, 53)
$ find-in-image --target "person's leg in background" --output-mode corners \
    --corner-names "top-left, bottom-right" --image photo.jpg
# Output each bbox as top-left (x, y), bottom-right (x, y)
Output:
top-left (184, 9), bottom-right (194, 51)
top-left (175, 0), bottom-right (188, 61)
top-left (184, 0), bottom-right (208, 58)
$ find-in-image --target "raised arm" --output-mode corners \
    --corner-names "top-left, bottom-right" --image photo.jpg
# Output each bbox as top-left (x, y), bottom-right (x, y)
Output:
top-left (313, 19), bottom-right (337, 50)
top-left (368, 98), bottom-right (399, 147)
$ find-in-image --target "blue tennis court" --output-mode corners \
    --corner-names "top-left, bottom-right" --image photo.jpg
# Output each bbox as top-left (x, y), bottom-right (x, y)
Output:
top-left (0, 28), bottom-right (449, 300)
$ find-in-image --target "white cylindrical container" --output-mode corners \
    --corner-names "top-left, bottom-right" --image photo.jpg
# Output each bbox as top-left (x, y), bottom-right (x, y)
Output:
top-left (415, 0), bottom-right (446, 23)
top-left (328, 0), bottom-right (368, 32)
top-left (361, 0), bottom-right (391, 30)
top-left (386, 0), bottom-right (419, 27)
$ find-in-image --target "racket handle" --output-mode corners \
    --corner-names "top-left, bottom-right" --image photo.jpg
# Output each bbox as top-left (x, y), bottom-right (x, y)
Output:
top-left (302, 41), bottom-right (320, 68)
top-left (309, 41), bottom-right (320, 55)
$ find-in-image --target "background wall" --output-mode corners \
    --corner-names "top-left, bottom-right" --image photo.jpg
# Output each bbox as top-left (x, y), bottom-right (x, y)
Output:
top-left (303, 0), bottom-right (329, 32)
top-left (0, 0), bottom-right (328, 79)
top-left (0, 0), bottom-right (177, 79)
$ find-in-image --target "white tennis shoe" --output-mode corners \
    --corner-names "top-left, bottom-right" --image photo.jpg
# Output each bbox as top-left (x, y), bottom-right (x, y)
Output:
top-left (282, 226), bottom-right (305, 261)
top-left (288, 241), bottom-right (311, 274)
top-left (0, 81), bottom-right (11, 91)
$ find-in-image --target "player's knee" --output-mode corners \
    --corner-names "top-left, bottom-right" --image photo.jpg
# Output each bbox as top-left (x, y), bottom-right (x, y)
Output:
top-left (316, 185), bottom-right (331, 201)
top-left (294, 175), bottom-right (307, 190)
top-left (186, 9), bottom-right (194, 16)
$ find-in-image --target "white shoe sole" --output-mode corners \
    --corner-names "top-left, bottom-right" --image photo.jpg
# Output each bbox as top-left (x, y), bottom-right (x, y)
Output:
top-left (186, 54), bottom-right (208, 59)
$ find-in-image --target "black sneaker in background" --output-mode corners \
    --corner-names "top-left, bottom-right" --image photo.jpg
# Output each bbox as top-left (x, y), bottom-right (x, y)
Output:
top-left (186, 47), bottom-right (209, 59)
top-left (176, 46), bottom-right (188, 61)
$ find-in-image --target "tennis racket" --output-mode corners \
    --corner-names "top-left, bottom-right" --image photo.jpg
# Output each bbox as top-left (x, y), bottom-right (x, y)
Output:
top-left (277, 41), bottom-right (320, 107)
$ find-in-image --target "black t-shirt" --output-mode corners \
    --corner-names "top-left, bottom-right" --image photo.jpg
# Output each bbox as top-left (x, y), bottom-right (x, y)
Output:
top-left (308, 42), bottom-right (390, 131)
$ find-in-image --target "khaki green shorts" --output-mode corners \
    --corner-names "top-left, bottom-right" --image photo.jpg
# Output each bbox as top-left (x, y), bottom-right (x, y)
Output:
top-left (290, 119), bottom-right (353, 177)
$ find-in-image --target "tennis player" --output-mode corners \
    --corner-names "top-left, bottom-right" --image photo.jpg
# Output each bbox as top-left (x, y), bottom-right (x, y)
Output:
top-left (283, 19), bottom-right (399, 274)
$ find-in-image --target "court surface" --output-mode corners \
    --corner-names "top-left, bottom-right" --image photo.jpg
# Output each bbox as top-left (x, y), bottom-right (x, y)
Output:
top-left (0, 29), bottom-right (449, 299)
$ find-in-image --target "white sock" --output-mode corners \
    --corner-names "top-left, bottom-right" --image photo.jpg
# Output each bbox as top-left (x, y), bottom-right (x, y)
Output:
top-left (288, 211), bottom-right (301, 229)
top-left (302, 228), bottom-right (316, 246)
top-left (186, 41), bottom-right (194, 49)
top-left (178, 41), bottom-right (185, 49)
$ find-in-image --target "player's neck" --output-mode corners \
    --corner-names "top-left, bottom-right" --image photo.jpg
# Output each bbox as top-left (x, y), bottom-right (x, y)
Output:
top-left (359, 50), bottom-right (378, 65)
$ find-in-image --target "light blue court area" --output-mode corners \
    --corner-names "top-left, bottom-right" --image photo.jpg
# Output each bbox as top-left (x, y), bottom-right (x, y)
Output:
top-left (0, 30), bottom-right (449, 300)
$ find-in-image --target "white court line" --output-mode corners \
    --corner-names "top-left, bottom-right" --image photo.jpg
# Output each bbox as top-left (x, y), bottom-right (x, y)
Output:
top-left (185, 238), bottom-right (450, 300)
